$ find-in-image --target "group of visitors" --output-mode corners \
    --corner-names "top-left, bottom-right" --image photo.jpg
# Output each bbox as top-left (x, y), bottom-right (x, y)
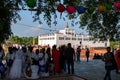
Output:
top-left (0, 43), bottom-right (76, 79)
top-left (52, 43), bottom-right (75, 75)
top-left (75, 46), bottom-right (90, 62)
top-left (0, 43), bottom-right (120, 80)
top-left (93, 53), bottom-right (102, 59)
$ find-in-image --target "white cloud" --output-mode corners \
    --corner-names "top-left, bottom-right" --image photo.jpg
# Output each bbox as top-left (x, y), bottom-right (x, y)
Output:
top-left (24, 24), bottom-right (43, 37)
top-left (30, 24), bottom-right (42, 31)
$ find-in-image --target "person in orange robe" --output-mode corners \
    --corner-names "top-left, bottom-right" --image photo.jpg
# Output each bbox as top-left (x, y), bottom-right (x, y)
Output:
top-left (52, 45), bottom-right (61, 75)
top-left (115, 49), bottom-right (120, 73)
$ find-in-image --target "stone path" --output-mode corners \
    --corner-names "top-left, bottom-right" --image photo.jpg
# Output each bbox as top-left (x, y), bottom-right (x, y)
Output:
top-left (39, 59), bottom-right (120, 80)
top-left (2, 60), bottom-right (120, 80)
top-left (39, 75), bottom-right (86, 80)
top-left (74, 60), bottom-right (120, 80)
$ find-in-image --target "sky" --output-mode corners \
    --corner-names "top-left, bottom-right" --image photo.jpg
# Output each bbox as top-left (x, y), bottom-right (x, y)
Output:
top-left (11, 10), bottom-right (86, 37)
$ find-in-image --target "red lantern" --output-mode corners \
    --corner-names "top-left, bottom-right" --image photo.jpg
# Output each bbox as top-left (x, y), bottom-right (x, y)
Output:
top-left (114, 2), bottom-right (120, 9)
top-left (66, 5), bottom-right (76, 14)
top-left (57, 4), bottom-right (65, 18)
top-left (57, 4), bottom-right (65, 13)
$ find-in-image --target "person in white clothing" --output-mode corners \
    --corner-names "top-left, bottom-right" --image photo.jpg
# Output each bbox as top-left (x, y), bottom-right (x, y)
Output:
top-left (39, 48), bottom-right (49, 77)
top-left (6, 47), bottom-right (15, 78)
top-left (21, 46), bottom-right (28, 77)
top-left (25, 49), bottom-right (39, 79)
top-left (8, 47), bottom-right (23, 79)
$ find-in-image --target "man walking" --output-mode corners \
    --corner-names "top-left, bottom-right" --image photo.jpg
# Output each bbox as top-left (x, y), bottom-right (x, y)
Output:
top-left (102, 47), bottom-right (116, 80)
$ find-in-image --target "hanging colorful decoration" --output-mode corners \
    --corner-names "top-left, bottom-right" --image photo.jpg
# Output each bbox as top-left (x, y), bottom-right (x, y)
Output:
top-left (105, 4), bottom-right (112, 10)
top-left (77, 6), bottom-right (86, 14)
top-left (114, 2), bottom-right (120, 9)
top-left (66, 5), bottom-right (76, 14)
top-left (57, 4), bottom-right (65, 13)
top-left (27, 0), bottom-right (36, 8)
top-left (87, 7), bottom-right (94, 14)
top-left (98, 5), bottom-right (105, 12)
top-left (57, 4), bottom-right (65, 18)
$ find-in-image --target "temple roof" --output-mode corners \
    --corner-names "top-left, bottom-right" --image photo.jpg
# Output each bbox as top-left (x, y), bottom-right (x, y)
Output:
top-left (66, 22), bottom-right (69, 28)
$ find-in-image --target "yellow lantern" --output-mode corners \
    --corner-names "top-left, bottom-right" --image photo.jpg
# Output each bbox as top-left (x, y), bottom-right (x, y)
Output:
top-left (98, 5), bottom-right (105, 12)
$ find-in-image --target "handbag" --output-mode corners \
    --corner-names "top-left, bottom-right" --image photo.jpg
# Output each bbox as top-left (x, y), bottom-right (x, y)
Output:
top-left (26, 66), bottom-right (31, 77)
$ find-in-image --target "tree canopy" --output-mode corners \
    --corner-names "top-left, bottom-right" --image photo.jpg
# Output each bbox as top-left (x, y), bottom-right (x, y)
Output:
top-left (0, 0), bottom-right (120, 43)
top-left (80, 0), bottom-right (120, 41)
top-left (9, 35), bottom-right (38, 45)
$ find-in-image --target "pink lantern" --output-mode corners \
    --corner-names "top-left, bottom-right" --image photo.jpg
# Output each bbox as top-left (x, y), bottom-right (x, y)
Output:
top-left (66, 5), bottom-right (76, 14)
top-left (114, 2), bottom-right (120, 9)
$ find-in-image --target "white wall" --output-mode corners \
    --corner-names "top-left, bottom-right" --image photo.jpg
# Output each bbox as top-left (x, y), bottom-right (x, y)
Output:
top-left (38, 30), bottom-right (110, 49)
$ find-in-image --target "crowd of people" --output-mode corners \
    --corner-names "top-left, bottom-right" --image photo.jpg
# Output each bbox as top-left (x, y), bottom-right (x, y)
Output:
top-left (0, 43), bottom-right (120, 80)
top-left (0, 43), bottom-right (76, 79)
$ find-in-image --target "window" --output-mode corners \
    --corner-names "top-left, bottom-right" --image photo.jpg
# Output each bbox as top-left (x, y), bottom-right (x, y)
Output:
top-left (72, 38), bottom-right (76, 40)
top-left (59, 37), bottom-right (64, 40)
top-left (65, 37), bottom-right (70, 40)
top-left (84, 38), bottom-right (89, 41)
top-left (78, 38), bottom-right (82, 40)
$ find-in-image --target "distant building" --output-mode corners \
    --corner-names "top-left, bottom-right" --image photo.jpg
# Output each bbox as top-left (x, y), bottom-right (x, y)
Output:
top-left (38, 23), bottom-right (109, 49)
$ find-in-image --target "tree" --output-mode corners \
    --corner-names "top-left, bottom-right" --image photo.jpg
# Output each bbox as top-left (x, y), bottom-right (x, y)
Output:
top-left (9, 35), bottom-right (38, 45)
top-left (0, 0), bottom-right (120, 43)
top-left (9, 35), bottom-right (19, 44)
top-left (79, 0), bottom-right (120, 41)
top-left (0, 0), bottom-right (21, 43)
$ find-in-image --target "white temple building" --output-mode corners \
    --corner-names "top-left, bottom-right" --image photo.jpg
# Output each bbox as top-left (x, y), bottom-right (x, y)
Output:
top-left (38, 23), bottom-right (110, 49)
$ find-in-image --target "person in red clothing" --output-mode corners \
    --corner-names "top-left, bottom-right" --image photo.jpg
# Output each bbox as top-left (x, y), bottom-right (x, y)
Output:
top-left (115, 49), bottom-right (120, 73)
top-left (52, 45), bottom-right (61, 75)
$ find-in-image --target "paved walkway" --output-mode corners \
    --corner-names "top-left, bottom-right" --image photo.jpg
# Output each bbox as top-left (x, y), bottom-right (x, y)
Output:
top-left (39, 75), bottom-right (87, 80)
top-left (74, 60), bottom-right (120, 80)
top-left (39, 59), bottom-right (120, 80)
top-left (2, 60), bottom-right (120, 80)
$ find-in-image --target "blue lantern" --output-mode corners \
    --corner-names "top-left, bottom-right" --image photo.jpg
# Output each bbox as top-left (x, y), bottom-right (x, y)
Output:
top-left (77, 6), bottom-right (85, 14)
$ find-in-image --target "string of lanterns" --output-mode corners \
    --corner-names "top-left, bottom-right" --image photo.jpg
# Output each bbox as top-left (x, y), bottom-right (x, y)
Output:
top-left (1, 0), bottom-right (120, 14)
top-left (26, 0), bottom-right (120, 14)
top-left (57, 2), bottom-right (120, 15)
